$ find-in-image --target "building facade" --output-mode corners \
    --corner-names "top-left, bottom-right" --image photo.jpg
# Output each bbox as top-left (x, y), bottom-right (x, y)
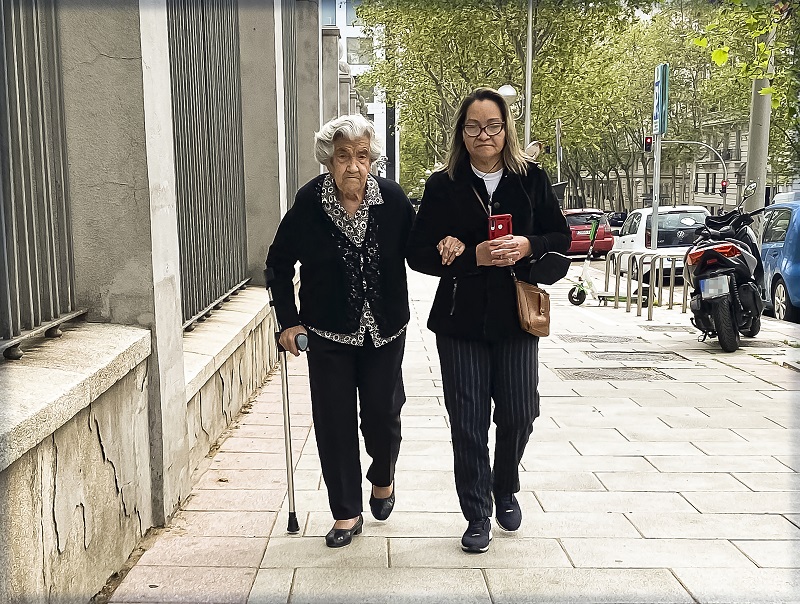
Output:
top-left (0, 1), bottom-right (355, 601)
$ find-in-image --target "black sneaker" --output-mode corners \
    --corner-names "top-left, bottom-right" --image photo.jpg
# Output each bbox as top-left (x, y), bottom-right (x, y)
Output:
top-left (494, 493), bottom-right (522, 532)
top-left (461, 518), bottom-right (492, 553)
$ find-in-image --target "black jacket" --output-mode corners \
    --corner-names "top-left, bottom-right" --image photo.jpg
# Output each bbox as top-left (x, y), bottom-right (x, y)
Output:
top-left (266, 174), bottom-right (414, 338)
top-left (406, 159), bottom-right (571, 341)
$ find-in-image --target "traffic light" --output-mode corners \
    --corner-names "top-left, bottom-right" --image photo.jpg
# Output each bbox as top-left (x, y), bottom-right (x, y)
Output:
top-left (720, 179), bottom-right (728, 195)
top-left (644, 136), bottom-right (653, 153)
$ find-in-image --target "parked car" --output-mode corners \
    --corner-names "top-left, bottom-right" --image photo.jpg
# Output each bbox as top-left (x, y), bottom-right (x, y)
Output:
top-left (760, 200), bottom-right (800, 322)
top-left (612, 205), bottom-right (710, 280)
top-left (607, 211), bottom-right (628, 227)
top-left (563, 209), bottom-right (614, 257)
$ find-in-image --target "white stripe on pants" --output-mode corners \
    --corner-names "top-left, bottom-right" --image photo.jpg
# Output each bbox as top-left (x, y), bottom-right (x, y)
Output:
top-left (436, 333), bottom-right (539, 521)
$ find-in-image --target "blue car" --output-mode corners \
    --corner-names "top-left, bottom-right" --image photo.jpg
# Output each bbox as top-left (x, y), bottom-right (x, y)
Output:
top-left (761, 200), bottom-right (800, 322)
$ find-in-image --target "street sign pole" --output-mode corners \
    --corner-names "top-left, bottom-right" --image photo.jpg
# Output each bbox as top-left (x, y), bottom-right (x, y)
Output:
top-left (555, 118), bottom-right (562, 182)
top-left (650, 63), bottom-right (669, 251)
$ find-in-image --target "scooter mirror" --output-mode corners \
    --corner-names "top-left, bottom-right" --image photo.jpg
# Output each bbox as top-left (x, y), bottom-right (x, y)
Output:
top-left (742, 181), bottom-right (757, 200)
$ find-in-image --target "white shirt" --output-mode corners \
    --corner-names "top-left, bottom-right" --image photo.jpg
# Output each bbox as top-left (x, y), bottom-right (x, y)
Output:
top-left (471, 164), bottom-right (504, 201)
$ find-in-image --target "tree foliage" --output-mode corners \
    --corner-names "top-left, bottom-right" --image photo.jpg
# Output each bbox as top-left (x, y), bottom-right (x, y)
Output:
top-left (357, 0), bottom-right (798, 201)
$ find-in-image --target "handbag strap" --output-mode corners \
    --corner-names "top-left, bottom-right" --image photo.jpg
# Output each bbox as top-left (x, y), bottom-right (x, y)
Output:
top-left (470, 186), bottom-right (490, 216)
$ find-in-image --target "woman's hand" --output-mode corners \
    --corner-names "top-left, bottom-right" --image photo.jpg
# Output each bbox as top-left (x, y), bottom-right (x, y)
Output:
top-left (279, 325), bottom-right (308, 357)
top-left (437, 236), bottom-right (466, 265)
top-left (478, 235), bottom-right (531, 267)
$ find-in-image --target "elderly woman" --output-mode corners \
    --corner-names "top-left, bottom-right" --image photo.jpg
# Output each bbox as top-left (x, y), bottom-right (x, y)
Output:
top-left (266, 114), bottom-right (414, 548)
top-left (407, 88), bottom-right (571, 553)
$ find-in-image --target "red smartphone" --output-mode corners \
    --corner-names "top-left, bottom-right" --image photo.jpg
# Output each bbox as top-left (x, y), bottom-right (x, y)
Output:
top-left (488, 214), bottom-right (513, 240)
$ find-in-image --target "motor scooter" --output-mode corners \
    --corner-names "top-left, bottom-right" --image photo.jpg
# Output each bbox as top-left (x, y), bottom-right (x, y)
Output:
top-left (685, 181), bottom-right (765, 352)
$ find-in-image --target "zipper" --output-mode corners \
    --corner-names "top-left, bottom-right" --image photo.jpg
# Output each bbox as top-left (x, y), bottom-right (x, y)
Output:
top-left (450, 277), bottom-right (458, 315)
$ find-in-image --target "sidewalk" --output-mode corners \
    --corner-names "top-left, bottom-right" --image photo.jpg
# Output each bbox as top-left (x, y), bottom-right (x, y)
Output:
top-left (108, 265), bottom-right (800, 604)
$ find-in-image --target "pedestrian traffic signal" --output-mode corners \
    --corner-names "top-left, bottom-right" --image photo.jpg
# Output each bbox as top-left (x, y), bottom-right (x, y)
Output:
top-left (644, 136), bottom-right (653, 153)
top-left (720, 179), bottom-right (728, 195)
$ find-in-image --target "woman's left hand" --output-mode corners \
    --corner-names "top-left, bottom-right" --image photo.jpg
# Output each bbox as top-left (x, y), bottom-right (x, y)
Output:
top-left (489, 235), bottom-right (531, 266)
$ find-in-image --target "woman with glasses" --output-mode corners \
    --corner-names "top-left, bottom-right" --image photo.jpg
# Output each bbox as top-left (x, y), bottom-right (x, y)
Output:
top-left (267, 114), bottom-right (414, 548)
top-left (406, 87), bottom-right (570, 553)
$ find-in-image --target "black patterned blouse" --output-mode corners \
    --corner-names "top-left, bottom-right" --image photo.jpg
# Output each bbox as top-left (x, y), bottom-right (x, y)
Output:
top-left (308, 174), bottom-right (406, 347)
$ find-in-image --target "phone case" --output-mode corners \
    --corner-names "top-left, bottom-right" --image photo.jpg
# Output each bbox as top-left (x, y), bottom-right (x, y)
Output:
top-left (488, 214), bottom-right (513, 239)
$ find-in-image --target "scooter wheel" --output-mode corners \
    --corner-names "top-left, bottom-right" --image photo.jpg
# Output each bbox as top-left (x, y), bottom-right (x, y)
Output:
top-left (568, 287), bottom-right (587, 306)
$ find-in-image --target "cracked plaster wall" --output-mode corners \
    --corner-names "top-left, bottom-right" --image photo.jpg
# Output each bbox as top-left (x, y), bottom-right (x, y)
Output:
top-left (0, 363), bottom-right (151, 604)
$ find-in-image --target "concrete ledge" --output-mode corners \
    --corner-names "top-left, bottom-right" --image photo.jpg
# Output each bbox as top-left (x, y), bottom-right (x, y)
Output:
top-left (182, 287), bottom-right (273, 401)
top-left (0, 322), bottom-right (151, 472)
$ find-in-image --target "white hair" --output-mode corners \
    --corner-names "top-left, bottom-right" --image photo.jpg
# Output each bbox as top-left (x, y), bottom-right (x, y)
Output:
top-left (314, 114), bottom-right (383, 167)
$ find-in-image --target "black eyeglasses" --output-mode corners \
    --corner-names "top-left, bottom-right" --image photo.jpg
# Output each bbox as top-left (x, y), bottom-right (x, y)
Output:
top-left (463, 122), bottom-right (504, 137)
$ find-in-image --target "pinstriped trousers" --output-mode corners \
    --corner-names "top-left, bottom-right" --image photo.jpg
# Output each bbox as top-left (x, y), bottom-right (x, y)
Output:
top-left (436, 333), bottom-right (540, 521)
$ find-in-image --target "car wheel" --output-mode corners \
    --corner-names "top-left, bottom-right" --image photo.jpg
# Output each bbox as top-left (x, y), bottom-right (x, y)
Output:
top-left (773, 278), bottom-right (799, 322)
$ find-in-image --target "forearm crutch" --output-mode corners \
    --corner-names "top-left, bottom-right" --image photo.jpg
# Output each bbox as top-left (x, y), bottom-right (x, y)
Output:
top-left (265, 268), bottom-right (308, 534)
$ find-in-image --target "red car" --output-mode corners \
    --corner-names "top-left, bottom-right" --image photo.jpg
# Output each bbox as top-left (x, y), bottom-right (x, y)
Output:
top-left (563, 209), bottom-right (615, 257)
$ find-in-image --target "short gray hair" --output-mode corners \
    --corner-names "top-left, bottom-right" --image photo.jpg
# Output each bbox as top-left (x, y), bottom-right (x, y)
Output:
top-left (314, 114), bottom-right (383, 167)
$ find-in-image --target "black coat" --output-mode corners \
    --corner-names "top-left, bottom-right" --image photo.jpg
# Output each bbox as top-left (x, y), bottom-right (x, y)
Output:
top-left (406, 159), bottom-right (571, 341)
top-left (266, 174), bottom-right (414, 338)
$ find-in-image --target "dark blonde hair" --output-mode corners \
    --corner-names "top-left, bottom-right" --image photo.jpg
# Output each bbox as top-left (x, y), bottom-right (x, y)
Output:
top-left (444, 87), bottom-right (530, 180)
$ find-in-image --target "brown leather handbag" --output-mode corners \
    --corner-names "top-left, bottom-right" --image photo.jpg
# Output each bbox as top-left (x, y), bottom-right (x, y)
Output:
top-left (512, 271), bottom-right (550, 337)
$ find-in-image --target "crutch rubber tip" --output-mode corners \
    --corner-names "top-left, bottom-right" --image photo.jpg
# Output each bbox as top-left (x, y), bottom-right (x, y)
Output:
top-left (287, 512), bottom-right (300, 534)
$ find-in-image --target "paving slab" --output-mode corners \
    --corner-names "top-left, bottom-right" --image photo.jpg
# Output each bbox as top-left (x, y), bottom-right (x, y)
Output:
top-left (184, 489), bottom-right (286, 512)
top-left (536, 491), bottom-right (697, 513)
top-left (625, 512), bottom-right (800, 539)
top-left (246, 569), bottom-right (295, 604)
top-left (484, 568), bottom-right (694, 603)
top-left (109, 566), bottom-right (257, 603)
top-left (387, 536), bottom-right (571, 568)
top-left (596, 472), bottom-right (749, 492)
top-left (732, 540), bottom-right (800, 568)
top-left (288, 568), bottom-right (491, 604)
top-left (561, 537), bottom-right (755, 568)
top-left (261, 536), bottom-right (388, 568)
top-left (168, 511), bottom-right (277, 538)
top-left (681, 491), bottom-right (800, 514)
top-left (136, 535), bottom-right (267, 568)
top-left (645, 455), bottom-right (794, 473)
top-left (673, 568), bottom-right (800, 603)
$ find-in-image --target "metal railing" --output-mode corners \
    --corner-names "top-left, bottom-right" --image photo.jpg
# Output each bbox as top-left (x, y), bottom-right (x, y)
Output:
top-left (0, 0), bottom-right (84, 360)
top-left (167, 0), bottom-right (249, 330)
top-left (604, 250), bottom-right (690, 320)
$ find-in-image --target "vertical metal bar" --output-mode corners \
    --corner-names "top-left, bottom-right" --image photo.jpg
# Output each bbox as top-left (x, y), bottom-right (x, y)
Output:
top-left (28, 0), bottom-right (57, 323)
top-left (0, 0), bottom-right (19, 340)
top-left (8, 0), bottom-right (36, 333)
top-left (231, 0), bottom-right (246, 282)
top-left (44, 0), bottom-right (75, 313)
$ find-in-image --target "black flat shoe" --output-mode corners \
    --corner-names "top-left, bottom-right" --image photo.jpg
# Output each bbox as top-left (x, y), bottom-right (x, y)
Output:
top-left (369, 485), bottom-right (395, 521)
top-left (325, 515), bottom-right (363, 548)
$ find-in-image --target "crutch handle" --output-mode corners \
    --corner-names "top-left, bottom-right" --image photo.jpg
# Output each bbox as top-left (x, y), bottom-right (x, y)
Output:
top-left (295, 333), bottom-right (309, 351)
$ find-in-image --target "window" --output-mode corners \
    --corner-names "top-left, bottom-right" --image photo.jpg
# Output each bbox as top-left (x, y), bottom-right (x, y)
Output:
top-left (621, 213), bottom-right (640, 236)
top-left (711, 173), bottom-right (716, 194)
top-left (694, 173), bottom-right (699, 193)
top-left (346, 37), bottom-right (374, 65)
top-left (704, 173), bottom-right (710, 194)
top-left (346, 0), bottom-right (362, 25)
top-left (762, 209), bottom-right (792, 243)
top-left (321, 0), bottom-right (336, 26)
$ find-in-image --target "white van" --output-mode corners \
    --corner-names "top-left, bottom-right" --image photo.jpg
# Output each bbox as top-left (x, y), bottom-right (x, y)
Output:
top-left (772, 191), bottom-right (800, 204)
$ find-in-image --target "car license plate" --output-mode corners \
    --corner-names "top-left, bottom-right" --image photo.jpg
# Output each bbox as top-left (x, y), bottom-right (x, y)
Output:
top-left (700, 276), bottom-right (728, 299)
top-left (577, 230), bottom-right (590, 235)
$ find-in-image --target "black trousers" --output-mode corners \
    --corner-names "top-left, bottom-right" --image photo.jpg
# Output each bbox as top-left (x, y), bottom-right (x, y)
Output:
top-left (436, 333), bottom-right (540, 521)
top-left (306, 331), bottom-right (406, 519)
